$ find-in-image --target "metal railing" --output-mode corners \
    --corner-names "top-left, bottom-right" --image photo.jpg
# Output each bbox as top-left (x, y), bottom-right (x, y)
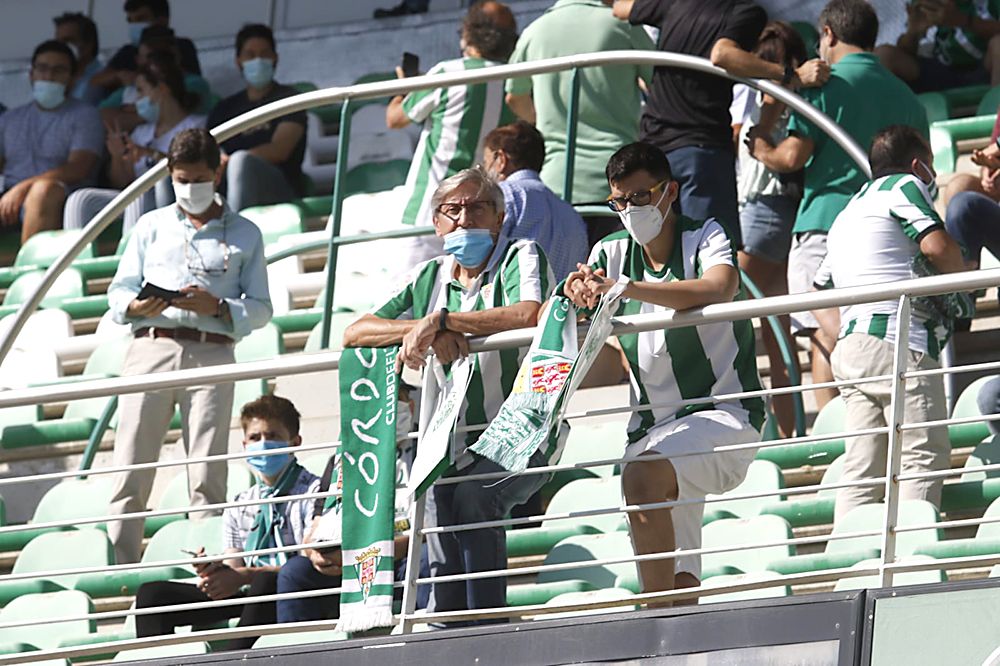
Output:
top-left (0, 268), bottom-right (994, 662)
top-left (0, 49), bottom-right (871, 368)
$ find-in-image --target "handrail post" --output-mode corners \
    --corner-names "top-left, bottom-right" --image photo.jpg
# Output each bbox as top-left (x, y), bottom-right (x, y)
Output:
top-left (320, 98), bottom-right (353, 350)
top-left (879, 295), bottom-right (911, 588)
top-left (77, 396), bottom-right (119, 478)
top-left (398, 492), bottom-right (426, 634)
top-left (563, 67), bottom-right (581, 203)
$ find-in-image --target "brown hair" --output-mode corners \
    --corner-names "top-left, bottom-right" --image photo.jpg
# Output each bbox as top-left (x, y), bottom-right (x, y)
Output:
top-left (484, 121), bottom-right (545, 173)
top-left (167, 128), bottom-right (221, 170)
top-left (138, 50), bottom-right (198, 112)
top-left (754, 21), bottom-right (808, 68)
top-left (240, 394), bottom-right (302, 438)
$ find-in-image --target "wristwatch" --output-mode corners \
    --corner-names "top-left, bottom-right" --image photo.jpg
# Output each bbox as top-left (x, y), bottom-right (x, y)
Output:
top-left (781, 64), bottom-right (796, 86)
top-left (439, 307), bottom-right (449, 331)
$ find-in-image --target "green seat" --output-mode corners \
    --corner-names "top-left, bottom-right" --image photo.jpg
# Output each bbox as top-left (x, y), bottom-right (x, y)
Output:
top-left (304, 313), bottom-right (361, 352)
top-left (930, 114), bottom-right (995, 173)
top-left (0, 530), bottom-right (113, 606)
top-left (272, 308), bottom-right (324, 334)
top-left (144, 463), bottom-right (255, 536)
top-left (702, 515), bottom-right (795, 575)
top-left (832, 555), bottom-right (945, 591)
top-left (950, 376), bottom-right (997, 448)
top-left (769, 500), bottom-right (942, 575)
top-left (916, 494), bottom-right (1000, 560)
top-left (755, 397), bottom-right (846, 469)
top-left (703, 460), bottom-right (785, 523)
top-left (760, 455), bottom-right (842, 528)
top-left (941, 83), bottom-right (992, 111)
top-left (112, 641), bottom-right (210, 661)
top-left (0, 590), bottom-right (95, 650)
top-left (232, 322), bottom-right (285, 417)
top-left (1, 336), bottom-right (130, 449)
top-left (343, 160), bottom-right (410, 197)
top-left (239, 204), bottom-right (308, 245)
top-left (15, 231), bottom-right (95, 268)
top-left (3, 268), bottom-right (86, 307)
top-left (977, 85), bottom-right (1000, 115)
top-left (963, 436), bottom-right (1000, 481)
top-left (253, 630), bottom-right (348, 649)
top-left (507, 476), bottom-right (625, 559)
top-left (698, 571), bottom-right (790, 604)
top-left (0, 476), bottom-right (117, 554)
top-left (918, 92), bottom-right (951, 124)
top-left (542, 420), bottom-right (624, 502)
top-left (75, 517), bottom-right (224, 598)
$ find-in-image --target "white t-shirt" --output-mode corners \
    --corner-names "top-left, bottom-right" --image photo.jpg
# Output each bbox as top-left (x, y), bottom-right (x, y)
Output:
top-left (129, 113), bottom-right (206, 179)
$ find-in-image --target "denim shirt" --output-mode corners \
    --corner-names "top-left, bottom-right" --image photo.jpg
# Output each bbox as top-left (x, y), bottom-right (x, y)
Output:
top-left (108, 198), bottom-right (272, 340)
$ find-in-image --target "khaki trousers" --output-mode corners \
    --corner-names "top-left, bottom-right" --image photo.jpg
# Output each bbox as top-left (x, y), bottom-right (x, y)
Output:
top-left (831, 333), bottom-right (950, 523)
top-left (107, 336), bottom-right (235, 564)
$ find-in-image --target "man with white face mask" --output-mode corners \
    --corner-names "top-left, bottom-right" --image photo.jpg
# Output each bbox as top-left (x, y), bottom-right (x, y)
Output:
top-left (344, 167), bottom-right (557, 623)
top-left (814, 125), bottom-right (969, 522)
top-left (207, 23), bottom-right (306, 213)
top-left (0, 40), bottom-right (103, 243)
top-left (106, 128), bottom-right (272, 564)
top-left (561, 142), bottom-right (764, 606)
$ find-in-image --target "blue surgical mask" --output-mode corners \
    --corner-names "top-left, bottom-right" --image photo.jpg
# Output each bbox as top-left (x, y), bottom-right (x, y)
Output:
top-left (246, 439), bottom-right (293, 478)
top-left (129, 21), bottom-right (151, 46)
top-left (135, 95), bottom-right (160, 123)
top-left (242, 58), bottom-right (275, 89)
top-left (443, 228), bottom-right (494, 268)
top-left (32, 80), bottom-right (66, 110)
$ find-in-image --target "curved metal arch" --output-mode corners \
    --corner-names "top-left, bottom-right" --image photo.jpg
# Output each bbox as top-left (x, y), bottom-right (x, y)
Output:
top-left (0, 50), bottom-right (870, 364)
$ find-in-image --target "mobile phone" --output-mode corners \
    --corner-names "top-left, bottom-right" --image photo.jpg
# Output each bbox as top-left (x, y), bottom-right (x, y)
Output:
top-left (401, 52), bottom-right (420, 78)
top-left (138, 282), bottom-right (183, 302)
top-left (180, 548), bottom-right (199, 557)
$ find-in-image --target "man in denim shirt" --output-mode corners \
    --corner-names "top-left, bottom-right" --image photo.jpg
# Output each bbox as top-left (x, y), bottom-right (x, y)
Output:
top-left (106, 128), bottom-right (272, 564)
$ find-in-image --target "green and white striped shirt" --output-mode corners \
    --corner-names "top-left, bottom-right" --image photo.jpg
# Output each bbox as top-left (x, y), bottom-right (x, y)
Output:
top-left (583, 218), bottom-right (765, 444)
top-left (373, 238), bottom-right (554, 452)
top-left (814, 173), bottom-right (949, 358)
top-left (400, 56), bottom-right (513, 227)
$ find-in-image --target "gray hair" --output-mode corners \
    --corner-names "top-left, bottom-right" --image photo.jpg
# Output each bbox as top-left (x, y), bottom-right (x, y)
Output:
top-left (430, 166), bottom-right (505, 216)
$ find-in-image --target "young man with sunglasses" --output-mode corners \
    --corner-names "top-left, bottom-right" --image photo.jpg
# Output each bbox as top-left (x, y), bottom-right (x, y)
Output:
top-left (344, 166), bottom-right (557, 624)
top-left (561, 142), bottom-right (764, 605)
top-left (106, 127), bottom-right (272, 564)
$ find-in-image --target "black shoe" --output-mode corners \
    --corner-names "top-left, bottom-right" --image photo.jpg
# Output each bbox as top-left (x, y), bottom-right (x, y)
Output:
top-left (374, 2), bottom-right (428, 18)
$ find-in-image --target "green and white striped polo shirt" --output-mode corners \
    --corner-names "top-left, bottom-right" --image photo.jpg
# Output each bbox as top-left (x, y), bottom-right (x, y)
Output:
top-left (400, 56), bottom-right (513, 227)
top-left (373, 238), bottom-right (554, 451)
top-left (585, 219), bottom-right (765, 444)
top-left (814, 173), bottom-right (950, 358)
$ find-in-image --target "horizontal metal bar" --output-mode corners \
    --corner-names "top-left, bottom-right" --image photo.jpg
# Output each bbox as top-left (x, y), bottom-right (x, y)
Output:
top-left (898, 458), bottom-right (1000, 483)
top-left (898, 410), bottom-right (1000, 434)
top-left (266, 226), bottom-right (437, 264)
top-left (903, 358), bottom-right (1000, 380)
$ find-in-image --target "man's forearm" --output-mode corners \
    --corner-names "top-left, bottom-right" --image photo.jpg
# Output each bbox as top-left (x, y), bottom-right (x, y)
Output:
top-left (711, 41), bottom-right (785, 80)
top-left (344, 314), bottom-right (419, 348)
top-left (440, 302), bottom-right (540, 336)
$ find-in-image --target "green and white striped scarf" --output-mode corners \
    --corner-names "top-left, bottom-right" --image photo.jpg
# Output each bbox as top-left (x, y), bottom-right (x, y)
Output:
top-left (244, 461), bottom-right (304, 567)
top-left (336, 346), bottom-right (399, 632)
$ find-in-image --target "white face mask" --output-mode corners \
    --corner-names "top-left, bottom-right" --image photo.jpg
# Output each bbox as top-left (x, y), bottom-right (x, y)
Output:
top-left (916, 159), bottom-right (939, 201)
top-left (173, 181), bottom-right (216, 215)
top-left (618, 187), bottom-right (668, 245)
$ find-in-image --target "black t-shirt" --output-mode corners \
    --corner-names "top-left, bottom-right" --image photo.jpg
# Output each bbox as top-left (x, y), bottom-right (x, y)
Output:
top-left (208, 83), bottom-right (308, 196)
top-left (630, 0), bottom-right (767, 152)
top-left (108, 37), bottom-right (202, 75)
top-left (313, 456), bottom-right (337, 519)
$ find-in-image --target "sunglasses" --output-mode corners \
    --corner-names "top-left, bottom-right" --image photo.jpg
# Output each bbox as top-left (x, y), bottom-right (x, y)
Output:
top-left (606, 179), bottom-right (670, 212)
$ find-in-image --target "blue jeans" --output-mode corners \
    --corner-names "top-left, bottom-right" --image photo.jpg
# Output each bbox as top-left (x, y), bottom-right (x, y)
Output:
top-left (425, 452), bottom-right (549, 625)
top-left (224, 150), bottom-right (297, 213)
top-left (665, 145), bottom-right (741, 247)
top-left (275, 555), bottom-right (342, 623)
top-left (945, 192), bottom-right (1000, 263)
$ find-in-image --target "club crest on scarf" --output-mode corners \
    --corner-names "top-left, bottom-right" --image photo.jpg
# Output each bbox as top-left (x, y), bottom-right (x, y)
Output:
top-left (354, 546), bottom-right (383, 602)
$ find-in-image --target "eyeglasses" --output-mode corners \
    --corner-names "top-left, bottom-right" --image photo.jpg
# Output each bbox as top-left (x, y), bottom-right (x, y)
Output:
top-left (32, 63), bottom-right (72, 77)
top-left (606, 180), bottom-right (670, 212)
top-left (434, 200), bottom-right (496, 223)
top-left (186, 235), bottom-right (231, 277)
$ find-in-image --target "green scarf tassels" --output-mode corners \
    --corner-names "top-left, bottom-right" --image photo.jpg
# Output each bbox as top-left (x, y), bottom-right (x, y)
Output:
top-left (336, 346), bottom-right (399, 632)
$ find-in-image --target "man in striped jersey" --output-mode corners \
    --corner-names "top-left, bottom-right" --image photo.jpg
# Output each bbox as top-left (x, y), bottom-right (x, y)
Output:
top-left (562, 142), bottom-right (764, 604)
top-left (813, 125), bottom-right (969, 522)
top-left (344, 167), bottom-right (557, 622)
top-left (386, 1), bottom-right (517, 268)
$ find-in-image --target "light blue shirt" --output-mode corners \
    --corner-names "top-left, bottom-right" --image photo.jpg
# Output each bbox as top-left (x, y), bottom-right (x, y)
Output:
top-left (499, 169), bottom-right (589, 283)
top-left (108, 198), bottom-right (272, 340)
top-left (71, 58), bottom-right (105, 106)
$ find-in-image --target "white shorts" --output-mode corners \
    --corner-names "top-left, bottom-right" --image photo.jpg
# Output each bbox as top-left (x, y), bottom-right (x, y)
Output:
top-left (787, 231), bottom-right (827, 334)
top-left (623, 407), bottom-right (760, 578)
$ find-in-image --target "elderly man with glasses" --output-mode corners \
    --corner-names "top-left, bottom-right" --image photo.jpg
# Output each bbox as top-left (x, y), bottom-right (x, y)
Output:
top-left (561, 142), bottom-right (764, 606)
top-left (344, 166), bottom-right (556, 625)
top-left (105, 127), bottom-right (272, 564)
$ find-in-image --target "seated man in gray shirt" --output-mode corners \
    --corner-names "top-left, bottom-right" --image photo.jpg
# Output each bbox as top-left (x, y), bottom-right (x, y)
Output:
top-left (0, 40), bottom-right (104, 243)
